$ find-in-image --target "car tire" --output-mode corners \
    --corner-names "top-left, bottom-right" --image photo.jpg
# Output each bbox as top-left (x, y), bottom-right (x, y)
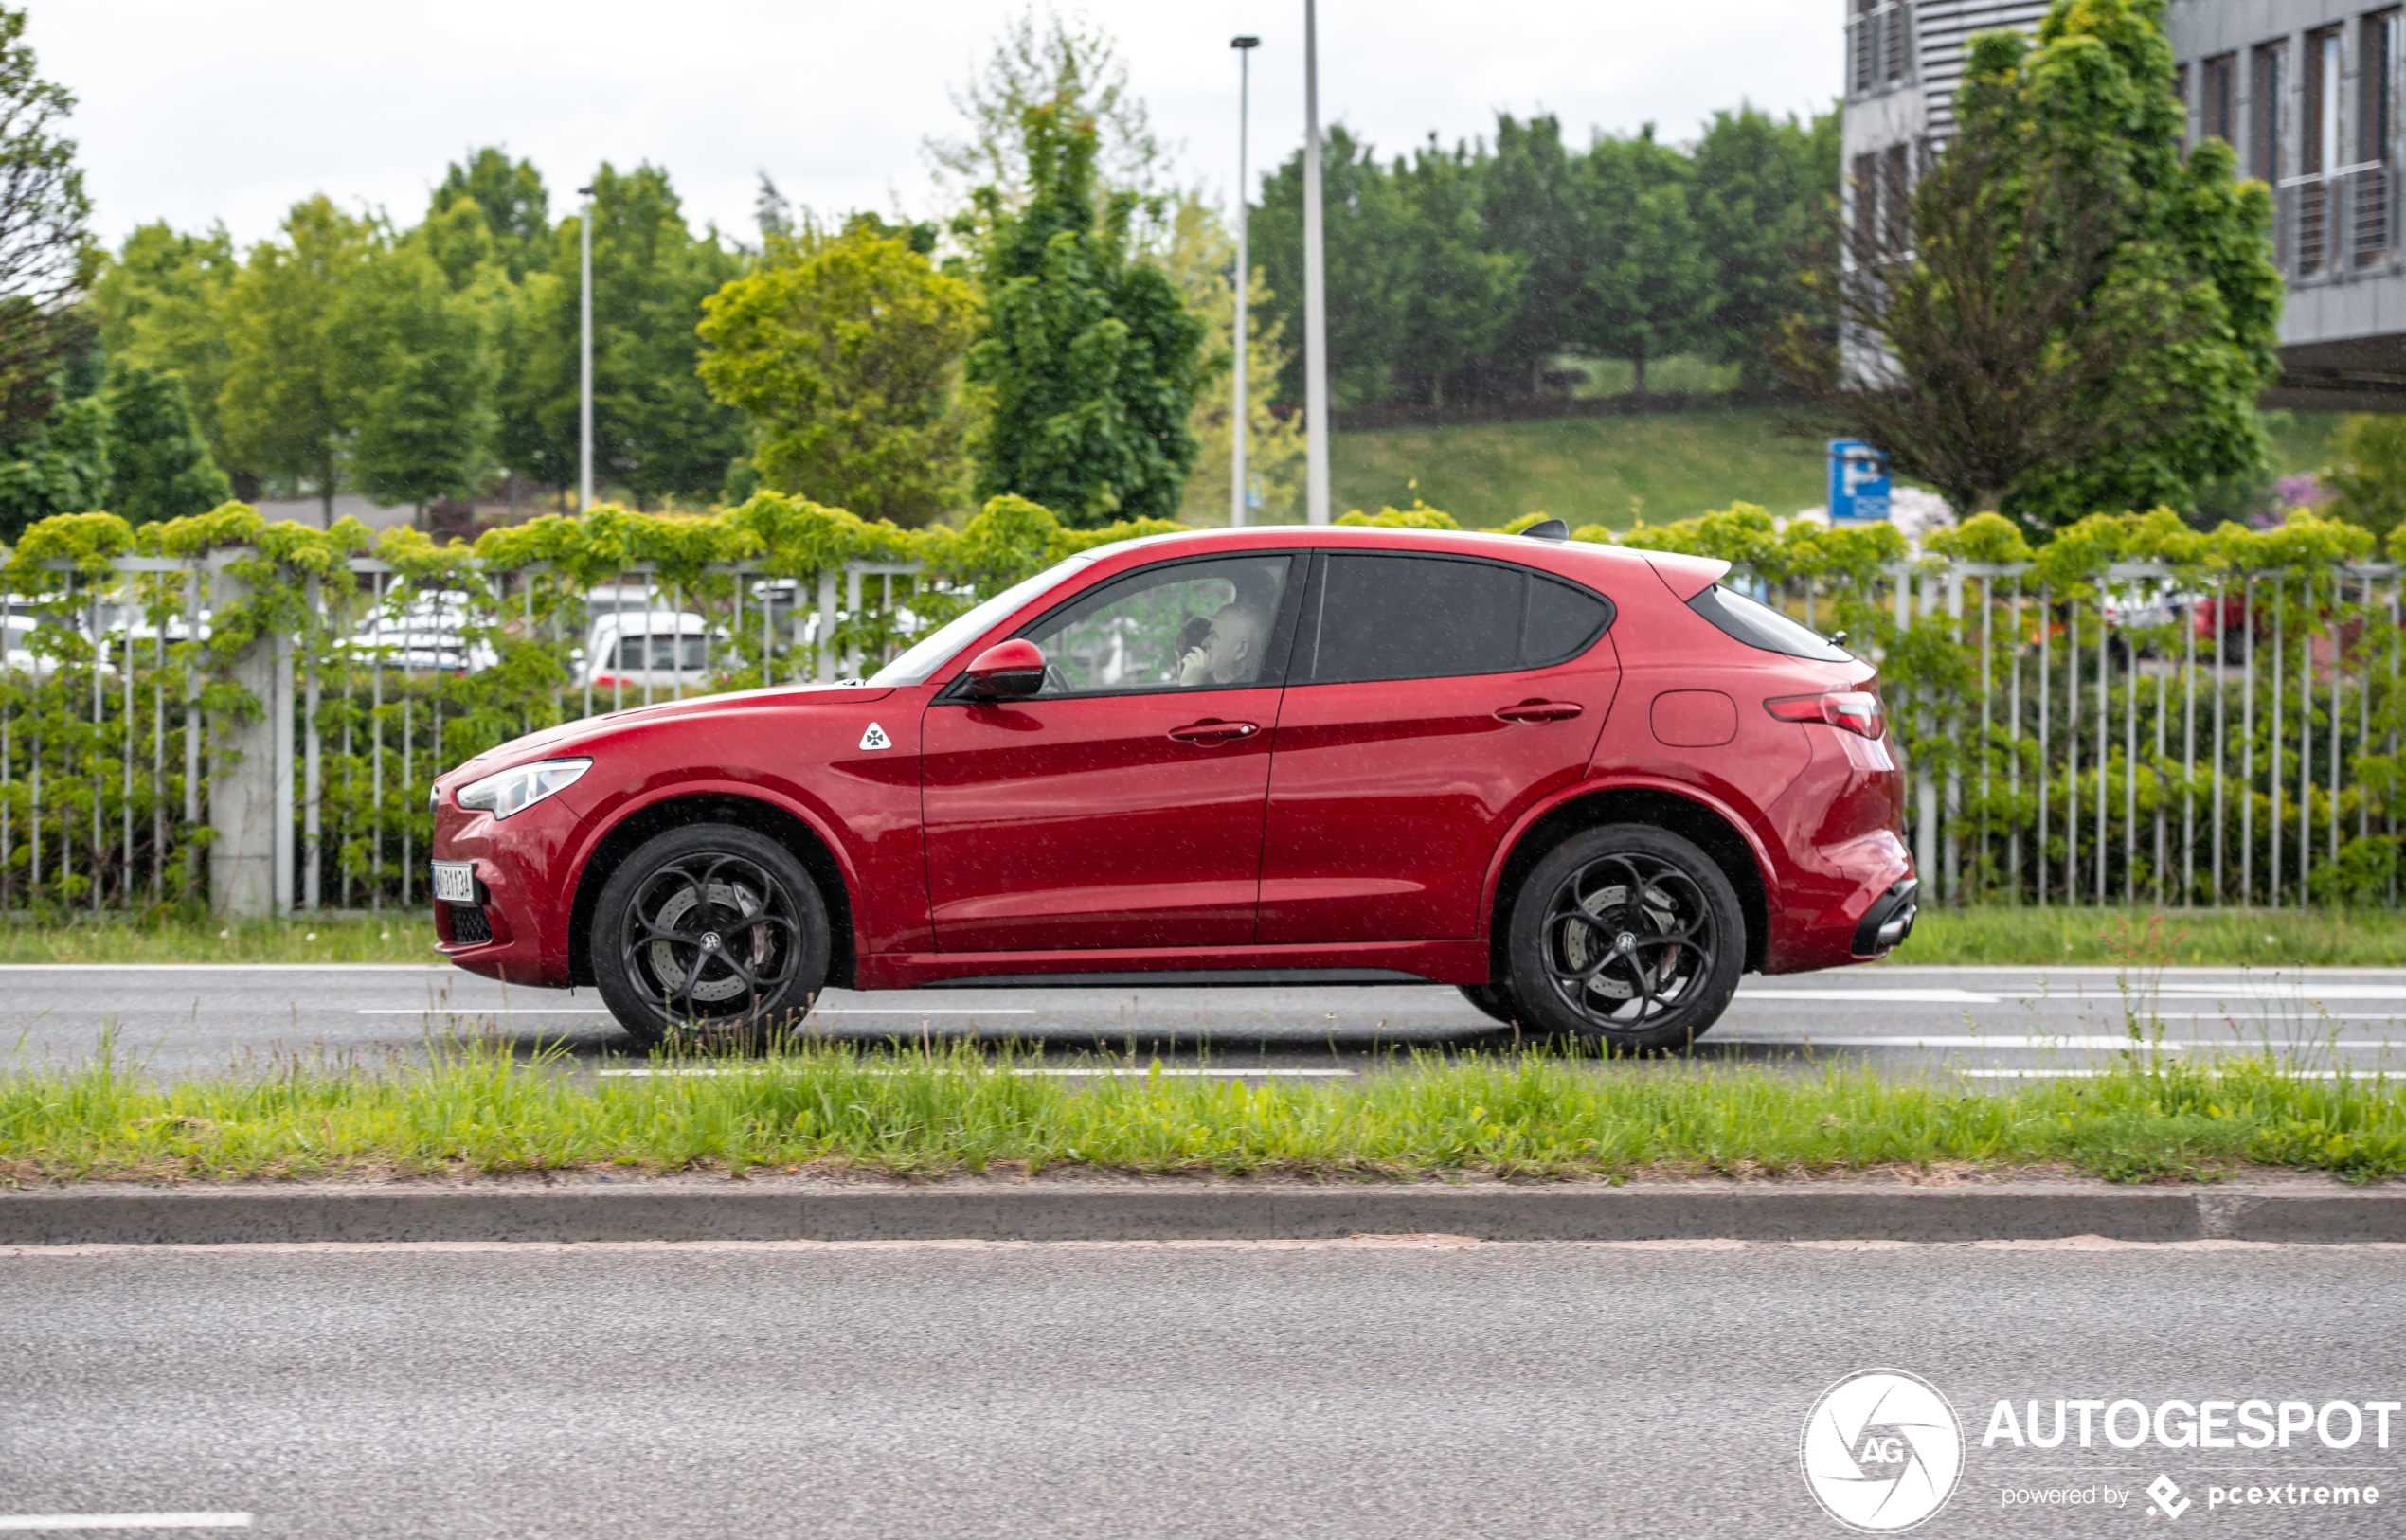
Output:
top-left (591, 823), bottom-right (832, 1049)
top-left (1503, 823), bottom-right (1744, 1052)
top-left (1458, 982), bottom-right (1523, 1027)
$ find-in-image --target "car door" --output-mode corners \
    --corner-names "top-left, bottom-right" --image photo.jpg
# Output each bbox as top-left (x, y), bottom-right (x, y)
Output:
top-left (922, 552), bottom-right (1303, 954)
top-left (1256, 550), bottom-right (1619, 944)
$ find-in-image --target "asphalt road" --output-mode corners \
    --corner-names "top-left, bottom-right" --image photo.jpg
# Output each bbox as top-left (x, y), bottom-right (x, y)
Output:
top-left (2, 962), bottom-right (2404, 1081)
top-left (2, 1238), bottom-right (2399, 1537)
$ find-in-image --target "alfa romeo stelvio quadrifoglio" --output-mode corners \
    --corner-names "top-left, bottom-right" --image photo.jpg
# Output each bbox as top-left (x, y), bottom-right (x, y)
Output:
top-left (428, 524), bottom-right (1916, 1050)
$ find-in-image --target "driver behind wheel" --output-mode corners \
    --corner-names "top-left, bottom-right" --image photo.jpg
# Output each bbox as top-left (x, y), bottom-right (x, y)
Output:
top-left (1176, 600), bottom-right (1264, 687)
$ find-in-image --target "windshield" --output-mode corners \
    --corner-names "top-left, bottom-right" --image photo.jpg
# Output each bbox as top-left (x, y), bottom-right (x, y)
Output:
top-left (866, 553), bottom-right (1099, 686)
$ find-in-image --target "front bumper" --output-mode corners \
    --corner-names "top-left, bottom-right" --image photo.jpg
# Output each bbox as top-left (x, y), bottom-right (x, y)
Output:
top-left (430, 792), bottom-right (588, 987)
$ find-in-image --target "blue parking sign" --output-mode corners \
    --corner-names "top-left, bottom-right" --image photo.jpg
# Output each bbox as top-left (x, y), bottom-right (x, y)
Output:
top-left (1827, 439), bottom-right (1892, 524)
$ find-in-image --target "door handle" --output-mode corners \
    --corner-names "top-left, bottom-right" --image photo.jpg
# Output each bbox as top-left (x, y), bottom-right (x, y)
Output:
top-left (1168, 719), bottom-right (1260, 743)
top-left (1495, 700), bottom-right (1583, 723)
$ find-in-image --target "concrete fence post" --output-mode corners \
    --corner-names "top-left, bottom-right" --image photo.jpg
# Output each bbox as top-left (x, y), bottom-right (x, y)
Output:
top-left (206, 552), bottom-right (278, 918)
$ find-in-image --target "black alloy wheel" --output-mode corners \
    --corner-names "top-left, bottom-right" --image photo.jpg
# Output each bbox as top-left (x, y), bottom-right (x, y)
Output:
top-left (590, 824), bottom-right (831, 1048)
top-left (1505, 824), bottom-right (1744, 1051)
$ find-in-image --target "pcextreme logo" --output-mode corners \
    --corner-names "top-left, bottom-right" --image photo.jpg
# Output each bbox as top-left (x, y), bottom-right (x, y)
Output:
top-left (1801, 1369), bottom-right (1966, 1532)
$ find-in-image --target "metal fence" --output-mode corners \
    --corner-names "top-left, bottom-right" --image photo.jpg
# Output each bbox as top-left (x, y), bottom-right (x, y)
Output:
top-left (1791, 558), bottom-right (2406, 912)
top-left (8, 545), bottom-right (2400, 917)
top-left (0, 554), bottom-right (938, 916)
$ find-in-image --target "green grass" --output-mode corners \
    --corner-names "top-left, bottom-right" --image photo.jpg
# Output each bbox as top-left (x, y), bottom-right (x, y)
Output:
top-left (1330, 408), bottom-right (1830, 530)
top-left (3, 1040), bottom-right (2400, 1187)
top-left (1892, 906), bottom-right (2406, 967)
top-left (2267, 410), bottom-right (2345, 477)
top-left (1317, 406), bottom-right (2350, 536)
top-left (0, 914), bottom-right (437, 964)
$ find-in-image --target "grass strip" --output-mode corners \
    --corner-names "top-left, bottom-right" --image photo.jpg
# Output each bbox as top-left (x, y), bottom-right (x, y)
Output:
top-left (0, 914), bottom-right (437, 964)
top-left (1890, 907), bottom-right (2406, 967)
top-left (3, 1042), bottom-right (2401, 1187)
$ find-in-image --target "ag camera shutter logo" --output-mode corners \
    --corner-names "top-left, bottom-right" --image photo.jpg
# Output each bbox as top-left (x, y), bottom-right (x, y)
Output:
top-left (1801, 1369), bottom-right (1965, 1531)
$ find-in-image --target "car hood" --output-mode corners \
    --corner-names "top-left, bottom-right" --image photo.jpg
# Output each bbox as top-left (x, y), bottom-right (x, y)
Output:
top-left (441, 681), bottom-right (897, 784)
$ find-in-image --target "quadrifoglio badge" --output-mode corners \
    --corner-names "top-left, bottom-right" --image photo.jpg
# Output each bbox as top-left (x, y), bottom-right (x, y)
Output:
top-left (1804, 1370), bottom-right (2397, 1529)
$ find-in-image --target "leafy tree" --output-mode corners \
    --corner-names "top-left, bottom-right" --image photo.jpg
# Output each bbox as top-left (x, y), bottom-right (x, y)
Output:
top-left (0, 392), bottom-right (105, 540)
top-left (965, 102), bottom-right (1205, 527)
top-left (1158, 194), bottom-right (1305, 523)
top-left (1482, 114), bottom-right (1595, 394)
top-left (1688, 105), bottom-right (1839, 387)
top-left (0, 6), bottom-right (92, 446)
top-left (1778, 0), bottom-right (2279, 527)
top-left (90, 223), bottom-right (239, 471)
top-left (217, 197), bottom-right (376, 522)
top-left (1395, 137), bottom-right (1522, 407)
top-left (1582, 128), bottom-right (1716, 394)
top-left (100, 358), bottom-right (227, 524)
top-left (2327, 415), bottom-right (2406, 544)
top-left (496, 163), bottom-right (746, 508)
top-left (1252, 124), bottom-right (1411, 407)
top-left (431, 149), bottom-right (550, 281)
top-left (332, 239), bottom-right (495, 519)
top-left (696, 218), bottom-right (978, 527)
top-left (927, 7), bottom-right (1167, 224)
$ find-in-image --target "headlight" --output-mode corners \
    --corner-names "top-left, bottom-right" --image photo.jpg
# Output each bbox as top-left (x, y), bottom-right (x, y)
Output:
top-left (455, 758), bottom-right (591, 819)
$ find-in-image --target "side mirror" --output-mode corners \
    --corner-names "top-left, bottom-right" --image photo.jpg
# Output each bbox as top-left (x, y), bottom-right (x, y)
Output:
top-left (961, 638), bottom-right (1047, 700)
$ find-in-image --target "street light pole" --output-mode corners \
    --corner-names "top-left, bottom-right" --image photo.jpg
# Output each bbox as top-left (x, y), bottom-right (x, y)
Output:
top-left (1231, 35), bottom-right (1259, 528)
top-left (578, 183), bottom-right (595, 512)
top-left (1302, 0), bottom-right (1330, 524)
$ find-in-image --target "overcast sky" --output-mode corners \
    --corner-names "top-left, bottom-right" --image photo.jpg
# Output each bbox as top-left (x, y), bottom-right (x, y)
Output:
top-left (36, 1), bottom-right (1840, 253)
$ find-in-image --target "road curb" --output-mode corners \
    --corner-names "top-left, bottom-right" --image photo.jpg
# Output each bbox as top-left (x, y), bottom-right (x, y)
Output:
top-left (3, 1183), bottom-right (2403, 1245)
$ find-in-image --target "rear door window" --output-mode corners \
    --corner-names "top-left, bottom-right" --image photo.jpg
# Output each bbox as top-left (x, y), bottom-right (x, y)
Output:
top-left (1298, 554), bottom-right (1612, 683)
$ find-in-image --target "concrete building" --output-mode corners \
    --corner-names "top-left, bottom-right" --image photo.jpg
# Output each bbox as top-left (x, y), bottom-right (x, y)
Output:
top-left (1839, 0), bottom-right (2406, 408)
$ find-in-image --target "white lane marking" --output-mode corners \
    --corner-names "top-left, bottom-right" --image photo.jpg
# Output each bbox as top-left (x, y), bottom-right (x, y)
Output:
top-left (597, 1066), bottom-right (1356, 1079)
top-left (1717, 1034), bottom-right (2406, 1049)
top-left (1734, 989), bottom-right (2000, 1003)
top-left (1956, 1067), bottom-right (2361, 1080)
top-left (0, 1518), bottom-right (251, 1532)
top-left (357, 1008), bottom-right (1037, 1016)
top-left (0, 964), bottom-right (447, 972)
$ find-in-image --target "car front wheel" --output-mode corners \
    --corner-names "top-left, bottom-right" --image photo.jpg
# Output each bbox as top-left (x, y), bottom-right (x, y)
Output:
top-left (1504, 824), bottom-right (1743, 1051)
top-left (590, 824), bottom-right (832, 1048)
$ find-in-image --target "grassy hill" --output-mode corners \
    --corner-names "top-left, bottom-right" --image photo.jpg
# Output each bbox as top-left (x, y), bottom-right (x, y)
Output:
top-left (1299, 406), bottom-right (2350, 533)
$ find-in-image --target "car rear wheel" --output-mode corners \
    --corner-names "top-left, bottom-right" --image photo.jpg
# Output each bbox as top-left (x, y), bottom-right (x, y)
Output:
top-left (1504, 824), bottom-right (1743, 1051)
top-left (591, 824), bottom-right (831, 1048)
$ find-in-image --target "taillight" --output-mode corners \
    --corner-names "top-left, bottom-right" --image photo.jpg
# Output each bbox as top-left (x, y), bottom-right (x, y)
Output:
top-left (1766, 690), bottom-right (1885, 739)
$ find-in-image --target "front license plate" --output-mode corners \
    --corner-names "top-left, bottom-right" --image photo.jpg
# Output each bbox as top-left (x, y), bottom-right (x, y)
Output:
top-left (431, 860), bottom-right (477, 904)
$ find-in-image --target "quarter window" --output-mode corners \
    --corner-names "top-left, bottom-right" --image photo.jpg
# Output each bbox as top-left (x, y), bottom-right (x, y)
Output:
top-left (1300, 554), bottom-right (1612, 684)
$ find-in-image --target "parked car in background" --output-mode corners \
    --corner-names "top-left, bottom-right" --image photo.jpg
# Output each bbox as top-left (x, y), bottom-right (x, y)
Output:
top-left (338, 590), bottom-right (498, 674)
top-left (431, 525), bottom-right (1914, 1053)
top-left (579, 610), bottom-right (727, 696)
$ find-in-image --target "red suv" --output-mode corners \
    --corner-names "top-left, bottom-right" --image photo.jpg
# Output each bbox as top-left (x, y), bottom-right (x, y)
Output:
top-left (429, 527), bottom-right (1914, 1050)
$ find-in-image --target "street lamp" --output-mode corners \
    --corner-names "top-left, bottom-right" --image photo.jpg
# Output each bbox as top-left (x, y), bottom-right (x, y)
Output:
top-left (1302, 0), bottom-right (1329, 524)
top-left (578, 183), bottom-right (595, 513)
top-left (1230, 35), bottom-right (1259, 528)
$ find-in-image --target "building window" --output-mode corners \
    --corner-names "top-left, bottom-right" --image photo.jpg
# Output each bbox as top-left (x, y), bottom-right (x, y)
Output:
top-left (2201, 54), bottom-right (2237, 147)
top-left (1848, 1), bottom-right (1913, 96)
top-left (1883, 143), bottom-right (1912, 251)
top-left (1852, 152), bottom-right (1880, 248)
top-left (2361, 11), bottom-right (2399, 265)
top-left (2300, 28), bottom-right (2340, 274)
top-left (2254, 41), bottom-right (2289, 268)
